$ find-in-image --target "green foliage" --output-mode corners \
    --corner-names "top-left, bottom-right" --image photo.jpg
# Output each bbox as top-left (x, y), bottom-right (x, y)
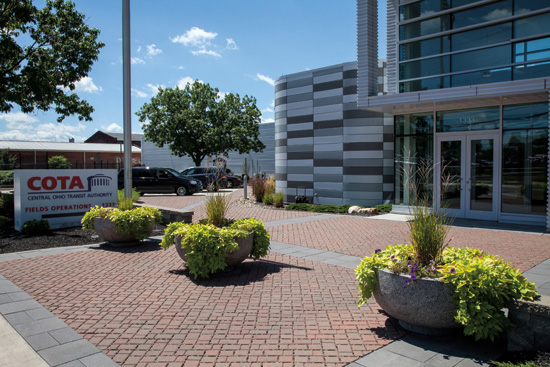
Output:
top-left (285, 203), bottom-right (352, 213)
top-left (0, 216), bottom-right (9, 228)
top-left (251, 176), bottom-right (265, 202)
top-left (160, 217), bottom-right (270, 278)
top-left (0, 0), bottom-right (104, 122)
top-left (274, 192), bottom-right (284, 208)
top-left (0, 171), bottom-right (14, 185)
top-left (48, 155), bottom-right (71, 169)
top-left (137, 81), bottom-right (265, 166)
top-left (262, 193), bottom-right (273, 205)
top-left (407, 205), bottom-right (450, 264)
top-left (81, 206), bottom-right (162, 241)
top-left (0, 149), bottom-right (17, 170)
top-left (206, 193), bottom-right (230, 227)
top-left (355, 245), bottom-right (540, 341)
top-left (375, 204), bottom-right (392, 213)
top-left (117, 197), bottom-right (134, 211)
top-left (493, 361), bottom-right (544, 367)
top-left (117, 188), bottom-right (141, 203)
top-left (0, 193), bottom-right (14, 212)
top-left (21, 219), bottom-right (51, 235)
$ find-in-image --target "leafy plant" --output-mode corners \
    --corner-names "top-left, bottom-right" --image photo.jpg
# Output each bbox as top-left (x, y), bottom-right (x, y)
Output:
top-left (0, 171), bottom-right (14, 185)
top-left (206, 193), bottom-right (230, 227)
top-left (375, 203), bottom-right (392, 213)
top-left (117, 197), bottom-right (134, 211)
top-left (0, 149), bottom-right (17, 170)
top-left (0, 216), bottom-right (10, 228)
top-left (160, 217), bottom-right (270, 278)
top-left (117, 188), bottom-right (141, 203)
top-left (355, 245), bottom-right (540, 341)
top-left (274, 192), bottom-right (284, 208)
top-left (81, 206), bottom-right (162, 241)
top-left (0, 193), bottom-right (14, 213)
top-left (408, 205), bottom-right (450, 264)
top-left (262, 193), bottom-right (274, 205)
top-left (21, 219), bottom-right (51, 235)
top-left (48, 155), bottom-right (71, 169)
top-left (285, 203), bottom-right (352, 213)
top-left (493, 362), bottom-right (543, 367)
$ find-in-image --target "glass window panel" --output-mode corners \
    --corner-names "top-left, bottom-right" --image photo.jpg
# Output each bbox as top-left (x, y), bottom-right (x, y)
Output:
top-left (437, 107), bottom-right (500, 132)
top-left (513, 61), bottom-right (550, 80)
top-left (514, 0), bottom-right (550, 15)
top-left (440, 140), bottom-right (462, 209)
top-left (515, 43), bottom-right (524, 54)
top-left (502, 128), bottom-right (549, 215)
top-left (399, 76), bottom-right (450, 92)
top-left (395, 113), bottom-right (434, 135)
top-left (400, 36), bottom-right (450, 61)
top-left (452, 0), bottom-right (480, 8)
top-left (526, 37), bottom-right (550, 52)
top-left (503, 103), bottom-right (548, 130)
top-left (452, 45), bottom-right (511, 73)
top-left (400, 15), bottom-right (451, 40)
top-left (514, 12), bottom-right (550, 39)
top-left (470, 139), bottom-right (494, 211)
top-left (394, 135), bottom-right (434, 206)
top-left (453, 0), bottom-right (513, 30)
top-left (526, 50), bottom-right (550, 61)
top-left (400, 55), bottom-right (450, 79)
top-left (451, 67), bottom-right (511, 87)
top-left (400, 0), bottom-right (451, 21)
top-left (452, 23), bottom-right (511, 52)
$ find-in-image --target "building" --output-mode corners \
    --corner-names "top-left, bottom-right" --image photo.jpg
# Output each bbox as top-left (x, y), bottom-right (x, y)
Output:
top-left (85, 131), bottom-right (144, 148)
top-left (276, 0), bottom-right (549, 229)
top-left (0, 141), bottom-right (141, 169)
top-left (141, 122), bottom-right (275, 176)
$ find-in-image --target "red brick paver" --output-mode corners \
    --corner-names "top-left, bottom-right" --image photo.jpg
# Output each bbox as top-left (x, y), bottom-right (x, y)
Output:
top-left (0, 246), bottom-right (403, 366)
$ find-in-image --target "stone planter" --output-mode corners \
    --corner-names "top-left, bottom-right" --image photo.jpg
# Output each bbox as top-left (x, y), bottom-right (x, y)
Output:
top-left (174, 232), bottom-right (254, 267)
top-left (93, 217), bottom-right (153, 246)
top-left (373, 268), bottom-right (461, 335)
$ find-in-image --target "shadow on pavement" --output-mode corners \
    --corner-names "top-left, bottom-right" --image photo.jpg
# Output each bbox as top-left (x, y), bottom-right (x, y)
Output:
top-left (92, 240), bottom-right (162, 253)
top-left (168, 258), bottom-right (312, 287)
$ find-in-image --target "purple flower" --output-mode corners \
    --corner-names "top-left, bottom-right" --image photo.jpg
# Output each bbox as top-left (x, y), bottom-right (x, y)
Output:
top-left (410, 273), bottom-right (417, 280)
top-left (450, 268), bottom-right (455, 274)
top-left (375, 249), bottom-right (382, 254)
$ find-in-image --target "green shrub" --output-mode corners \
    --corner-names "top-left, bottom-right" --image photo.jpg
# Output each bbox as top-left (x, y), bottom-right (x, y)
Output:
top-left (160, 218), bottom-right (270, 278)
top-left (251, 177), bottom-right (265, 202)
top-left (408, 205), bottom-right (451, 264)
top-left (355, 244), bottom-right (539, 341)
top-left (0, 193), bottom-right (14, 212)
top-left (262, 193), bottom-right (274, 205)
top-left (285, 203), bottom-right (351, 213)
top-left (375, 203), bottom-right (392, 213)
top-left (206, 193), bottom-right (230, 227)
top-left (493, 361), bottom-right (544, 367)
top-left (21, 219), bottom-right (51, 235)
top-left (274, 192), bottom-right (284, 208)
top-left (264, 176), bottom-right (275, 196)
top-left (117, 197), bottom-right (134, 211)
top-left (0, 216), bottom-right (9, 228)
top-left (81, 206), bottom-right (162, 241)
top-left (48, 155), bottom-right (71, 169)
top-left (0, 171), bottom-right (14, 186)
top-left (117, 188), bottom-right (141, 203)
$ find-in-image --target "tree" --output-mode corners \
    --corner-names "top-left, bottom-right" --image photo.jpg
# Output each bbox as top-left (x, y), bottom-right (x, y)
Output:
top-left (48, 155), bottom-right (71, 169)
top-left (0, 149), bottom-right (17, 170)
top-left (0, 0), bottom-right (105, 122)
top-left (137, 81), bottom-right (266, 166)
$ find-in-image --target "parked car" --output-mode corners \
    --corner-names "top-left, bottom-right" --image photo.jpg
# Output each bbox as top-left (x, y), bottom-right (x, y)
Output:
top-left (180, 167), bottom-right (228, 190)
top-left (226, 175), bottom-right (243, 188)
top-left (118, 167), bottom-right (201, 196)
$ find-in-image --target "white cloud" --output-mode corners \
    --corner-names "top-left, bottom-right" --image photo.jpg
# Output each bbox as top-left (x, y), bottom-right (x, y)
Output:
top-left (0, 121), bottom-right (87, 142)
top-left (256, 73), bottom-right (275, 86)
top-left (226, 38), bottom-right (238, 50)
top-left (146, 83), bottom-right (165, 96)
top-left (270, 100), bottom-right (275, 107)
top-left (191, 49), bottom-right (221, 57)
top-left (261, 117), bottom-right (274, 124)
top-left (484, 9), bottom-right (512, 21)
top-left (102, 123), bottom-right (123, 133)
top-left (171, 27), bottom-right (217, 48)
top-left (0, 112), bottom-right (39, 127)
top-left (177, 65), bottom-right (185, 70)
top-left (131, 57), bottom-right (145, 65)
top-left (137, 45), bottom-right (142, 53)
top-left (262, 107), bottom-right (273, 113)
top-left (73, 77), bottom-right (103, 94)
top-left (146, 44), bottom-right (162, 57)
top-left (177, 77), bottom-right (196, 89)
top-left (131, 88), bottom-right (148, 98)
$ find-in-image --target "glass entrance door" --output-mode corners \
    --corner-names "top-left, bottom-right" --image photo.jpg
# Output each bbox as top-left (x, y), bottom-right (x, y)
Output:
top-left (435, 133), bottom-right (499, 220)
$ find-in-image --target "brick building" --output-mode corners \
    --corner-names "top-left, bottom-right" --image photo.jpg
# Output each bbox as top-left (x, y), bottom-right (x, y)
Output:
top-left (85, 131), bottom-right (144, 148)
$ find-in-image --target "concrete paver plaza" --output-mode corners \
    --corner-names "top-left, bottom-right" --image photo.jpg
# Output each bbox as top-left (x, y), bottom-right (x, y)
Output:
top-left (0, 188), bottom-right (549, 366)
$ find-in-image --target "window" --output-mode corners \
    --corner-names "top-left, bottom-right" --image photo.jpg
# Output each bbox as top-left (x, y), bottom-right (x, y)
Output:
top-left (400, 76), bottom-right (450, 93)
top-left (451, 45), bottom-right (511, 73)
top-left (452, 23), bottom-right (511, 52)
top-left (436, 107), bottom-right (500, 132)
top-left (514, 37), bottom-right (550, 63)
top-left (400, 15), bottom-right (451, 40)
top-left (399, 55), bottom-right (450, 79)
top-left (514, 61), bottom-right (550, 80)
top-left (400, 36), bottom-right (450, 61)
top-left (400, 0), bottom-right (450, 22)
top-left (514, 0), bottom-right (550, 16)
top-left (452, 0), bottom-right (512, 30)
top-left (451, 67), bottom-right (511, 87)
top-left (514, 12), bottom-right (550, 39)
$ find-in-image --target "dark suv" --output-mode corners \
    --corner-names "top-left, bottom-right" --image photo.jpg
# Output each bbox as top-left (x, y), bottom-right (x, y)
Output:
top-left (180, 167), bottom-right (228, 190)
top-left (118, 167), bottom-right (201, 196)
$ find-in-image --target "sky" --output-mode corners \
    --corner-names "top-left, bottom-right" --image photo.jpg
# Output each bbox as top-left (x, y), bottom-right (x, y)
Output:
top-left (0, 0), bottom-right (386, 143)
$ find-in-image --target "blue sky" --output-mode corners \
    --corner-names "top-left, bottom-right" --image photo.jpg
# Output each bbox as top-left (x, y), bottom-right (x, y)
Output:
top-left (0, 0), bottom-right (386, 142)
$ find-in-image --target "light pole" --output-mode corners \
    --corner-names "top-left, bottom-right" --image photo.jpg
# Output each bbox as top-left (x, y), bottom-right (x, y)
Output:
top-left (122, 0), bottom-right (132, 199)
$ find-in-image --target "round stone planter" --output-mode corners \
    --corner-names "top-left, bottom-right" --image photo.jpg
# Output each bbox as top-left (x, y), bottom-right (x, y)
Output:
top-left (93, 217), bottom-right (153, 247)
top-left (373, 268), bottom-right (461, 335)
top-left (174, 232), bottom-right (254, 267)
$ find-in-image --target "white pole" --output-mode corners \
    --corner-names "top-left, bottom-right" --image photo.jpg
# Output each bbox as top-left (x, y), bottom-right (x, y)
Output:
top-left (122, 0), bottom-right (132, 199)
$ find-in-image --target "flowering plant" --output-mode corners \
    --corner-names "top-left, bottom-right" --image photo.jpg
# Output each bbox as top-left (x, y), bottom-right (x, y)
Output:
top-left (355, 244), bottom-right (539, 340)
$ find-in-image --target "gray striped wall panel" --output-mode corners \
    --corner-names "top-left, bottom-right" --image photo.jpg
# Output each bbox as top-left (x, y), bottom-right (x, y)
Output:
top-left (275, 62), bottom-right (394, 206)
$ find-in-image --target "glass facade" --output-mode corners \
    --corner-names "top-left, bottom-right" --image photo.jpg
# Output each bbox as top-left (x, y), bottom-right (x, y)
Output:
top-left (398, 0), bottom-right (550, 92)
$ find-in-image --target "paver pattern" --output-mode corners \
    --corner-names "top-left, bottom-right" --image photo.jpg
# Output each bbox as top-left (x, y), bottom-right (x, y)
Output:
top-left (0, 245), bottom-right (404, 367)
